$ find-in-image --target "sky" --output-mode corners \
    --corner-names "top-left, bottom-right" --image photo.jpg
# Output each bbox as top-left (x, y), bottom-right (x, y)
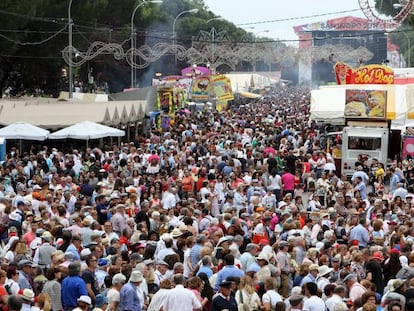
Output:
top-left (202, 0), bottom-right (366, 44)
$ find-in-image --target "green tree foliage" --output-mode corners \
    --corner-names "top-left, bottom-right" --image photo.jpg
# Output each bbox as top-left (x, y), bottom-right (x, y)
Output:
top-left (0, 0), bottom-right (288, 95)
top-left (374, 0), bottom-right (414, 67)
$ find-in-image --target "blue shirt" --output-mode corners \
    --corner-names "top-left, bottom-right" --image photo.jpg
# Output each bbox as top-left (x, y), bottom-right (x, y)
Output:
top-left (214, 265), bottom-right (245, 291)
top-left (120, 282), bottom-right (141, 311)
top-left (300, 273), bottom-right (316, 286)
top-left (65, 244), bottom-right (80, 261)
top-left (61, 275), bottom-right (87, 308)
top-left (390, 174), bottom-right (400, 194)
top-left (197, 266), bottom-right (213, 278)
top-left (189, 244), bottom-right (203, 267)
top-left (349, 224), bottom-right (370, 248)
top-left (18, 271), bottom-right (32, 291)
top-left (355, 181), bottom-right (367, 200)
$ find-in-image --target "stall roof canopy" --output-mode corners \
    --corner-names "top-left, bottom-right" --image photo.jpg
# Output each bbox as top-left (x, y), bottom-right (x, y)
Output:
top-left (0, 98), bottom-right (147, 129)
top-left (238, 91), bottom-right (262, 99)
top-left (310, 84), bottom-right (410, 129)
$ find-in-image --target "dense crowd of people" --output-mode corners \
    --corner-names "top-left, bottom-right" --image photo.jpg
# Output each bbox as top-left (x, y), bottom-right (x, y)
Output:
top-left (0, 86), bottom-right (411, 311)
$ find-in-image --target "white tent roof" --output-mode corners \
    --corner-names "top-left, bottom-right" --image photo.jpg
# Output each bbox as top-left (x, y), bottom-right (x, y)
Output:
top-left (311, 84), bottom-right (410, 128)
top-left (49, 121), bottom-right (125, 140)
top-left (0, 99), bottom-right (147, 128)
top-left (0, 121), bottom-right (49, 140)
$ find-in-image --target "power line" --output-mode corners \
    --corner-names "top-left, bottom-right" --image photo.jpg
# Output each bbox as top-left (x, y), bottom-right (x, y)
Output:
top-left (0, 25), bottom-right (68, 45)
top-left (0, 9), bottom-right (64, 24)
top-left (0, 54), bottom-right (62, 59)
top-left (236, 9), bottom-right (362, 26)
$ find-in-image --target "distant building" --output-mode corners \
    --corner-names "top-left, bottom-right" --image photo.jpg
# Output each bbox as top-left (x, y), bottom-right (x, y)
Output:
top-left (293, 16), bottom-right (400, 85)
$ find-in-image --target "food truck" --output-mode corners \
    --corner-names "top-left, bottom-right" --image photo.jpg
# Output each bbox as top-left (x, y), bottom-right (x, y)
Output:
top-left (311, 63), bottom-right (412, 176)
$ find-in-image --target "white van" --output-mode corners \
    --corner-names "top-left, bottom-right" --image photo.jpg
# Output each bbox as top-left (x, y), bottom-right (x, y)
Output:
top-left (341, 126), bottom-right (389, 176)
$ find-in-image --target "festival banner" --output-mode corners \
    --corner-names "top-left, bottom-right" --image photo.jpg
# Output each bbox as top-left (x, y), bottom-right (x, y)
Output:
top-left (344, 89), bottom-right (387, 119)
top-left (181, 66), bottom-right (211, 77)
top-left (402, 135), bottom-right (414, 160)
top-left (211, 75), bottom-right (234, 101)
top-left (334, 62), bottom-right (394, 85)
top-left (216, 100), bottom-right (228, 112)
top-left (191, 76), bottom-right (210, 101)
top-left (158, 88), bottom-right (173, 113)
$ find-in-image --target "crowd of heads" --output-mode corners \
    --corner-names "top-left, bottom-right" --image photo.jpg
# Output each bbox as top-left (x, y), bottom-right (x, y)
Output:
top-left (0, 86), bottom-right (411, 311)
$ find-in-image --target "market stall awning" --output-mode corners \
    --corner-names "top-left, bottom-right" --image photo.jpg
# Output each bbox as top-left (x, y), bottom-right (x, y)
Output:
top-left (238, 91), bottom-right (262, 99)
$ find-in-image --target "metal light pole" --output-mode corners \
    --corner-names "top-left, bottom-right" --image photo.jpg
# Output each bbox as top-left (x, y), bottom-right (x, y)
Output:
top-left (68, 0), bottom-right (74, 98)
top-left (402, 31), bottom-right (411, 67)
top-left (130, 0), bottom-right (162, 88)
top-left (172, 9), bottom-right (198, 63)
top-left (206, 17), bottom-right (223, 24)
top-left (253, 30), bottom-right (269, 72)
top-left (207, 17), bottom-right (222, 63)
top-left (393, 4), bottom-right (412, 67)
top-left (254, 30), bottom-right (269, 43)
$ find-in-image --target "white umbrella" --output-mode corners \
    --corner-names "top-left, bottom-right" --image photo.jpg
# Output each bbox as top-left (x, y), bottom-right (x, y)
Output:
top-left (49, 121), bottom-right (125, 140)
top-left (0, 121), bottom-right (49, 140)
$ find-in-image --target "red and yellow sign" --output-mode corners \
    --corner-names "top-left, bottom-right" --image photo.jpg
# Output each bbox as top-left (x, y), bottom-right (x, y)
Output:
top-left (345, 89), bottom-right (387, 119)
top-left (334, 62), bottom-right (394, 85)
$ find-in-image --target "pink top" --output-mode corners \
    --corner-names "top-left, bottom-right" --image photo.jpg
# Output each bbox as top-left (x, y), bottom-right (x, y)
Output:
top-left (281, 173), bottom-right (295, 191)
top-left (188, 288), bottom-right (203, 303)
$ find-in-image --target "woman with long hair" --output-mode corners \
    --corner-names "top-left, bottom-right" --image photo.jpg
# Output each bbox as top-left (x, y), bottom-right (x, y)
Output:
top-left (198, 272), bottom-right (214, 311)
top-left (0, 269), bottom-right (9, 305)
top-left (5, 265), bottom-right (19, 295)
top-left (351, 250), bottom-right (366, 281)
top-left (37, 293), bottom-right (52, 311)
top-left (2, 237), bottom-right (19, 264)
top-left (235, 275), bottom-right (261, 311)
top-left (383, 251), bottom-right (402, 283)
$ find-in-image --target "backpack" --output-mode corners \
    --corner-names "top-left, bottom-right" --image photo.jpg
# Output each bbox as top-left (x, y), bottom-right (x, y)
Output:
top-left (4, 284), bottom-right (12, 295)
top-left (317, 230), bottom-right (324, 242)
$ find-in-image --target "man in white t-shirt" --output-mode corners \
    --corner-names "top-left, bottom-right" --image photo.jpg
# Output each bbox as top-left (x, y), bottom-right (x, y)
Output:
top-left (107, 273), bottom-right (126, 311)
top-left (325, 286), bottom-right (346, 311)
top-left (303, 282), bottom-right (326, 311)
top-left (162, 274), bottom-right (202, 311)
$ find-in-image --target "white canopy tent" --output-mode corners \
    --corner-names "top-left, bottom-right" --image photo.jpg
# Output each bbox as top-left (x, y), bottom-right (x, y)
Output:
top-left (49, 121), bottom-right (125, 140)
top-left (0, 121), bottom-right (49, 140)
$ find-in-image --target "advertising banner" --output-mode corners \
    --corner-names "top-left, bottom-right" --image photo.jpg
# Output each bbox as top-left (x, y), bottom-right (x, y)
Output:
top-left (212, 75), bottom-right (234, 101)
top-left (191, 76), bottom-right (210, 101)
top-left (402, 136), bottom-right (414, 160)
top-left (345, 89), bottom-right (387, 119)
top-left (334, 62), bottom-right (394, 85)
top-left (181, 66), bottom-right (211, 77)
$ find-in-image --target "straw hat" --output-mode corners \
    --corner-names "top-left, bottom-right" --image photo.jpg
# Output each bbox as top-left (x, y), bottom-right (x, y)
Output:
top-left (20, 289), bottom-right (35, 302)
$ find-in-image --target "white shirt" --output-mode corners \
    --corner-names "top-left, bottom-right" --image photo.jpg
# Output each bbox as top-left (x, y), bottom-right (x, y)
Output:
top-left (183, 248), bottom-right (192, 278)
top-left (107, 288), bottom-right (121, 311)
top-left (5, 278), bottom-right (19, 295)
top-left (325, 294), bottom-right (343, 311)
top-left (156, 247), bottom-right (176, 263)
top-left (349, 282), bottom-right (367, 302)
top-left (268, 175), bottom-right (282, 190)
top-left (303, 295), bottom-right (326, 311)
top-left (317, 276), bottom-right (330, 291)
top-left (148, 289), bottom-right (170, 311)
top-left (200, 187), bottom-right (211, 203)
top-left (262, 289), bottom-right (282, 308)
top-left (162, 284), bottom-right (202, 311)
top-left (163, 192), bottom-right (176, 210)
